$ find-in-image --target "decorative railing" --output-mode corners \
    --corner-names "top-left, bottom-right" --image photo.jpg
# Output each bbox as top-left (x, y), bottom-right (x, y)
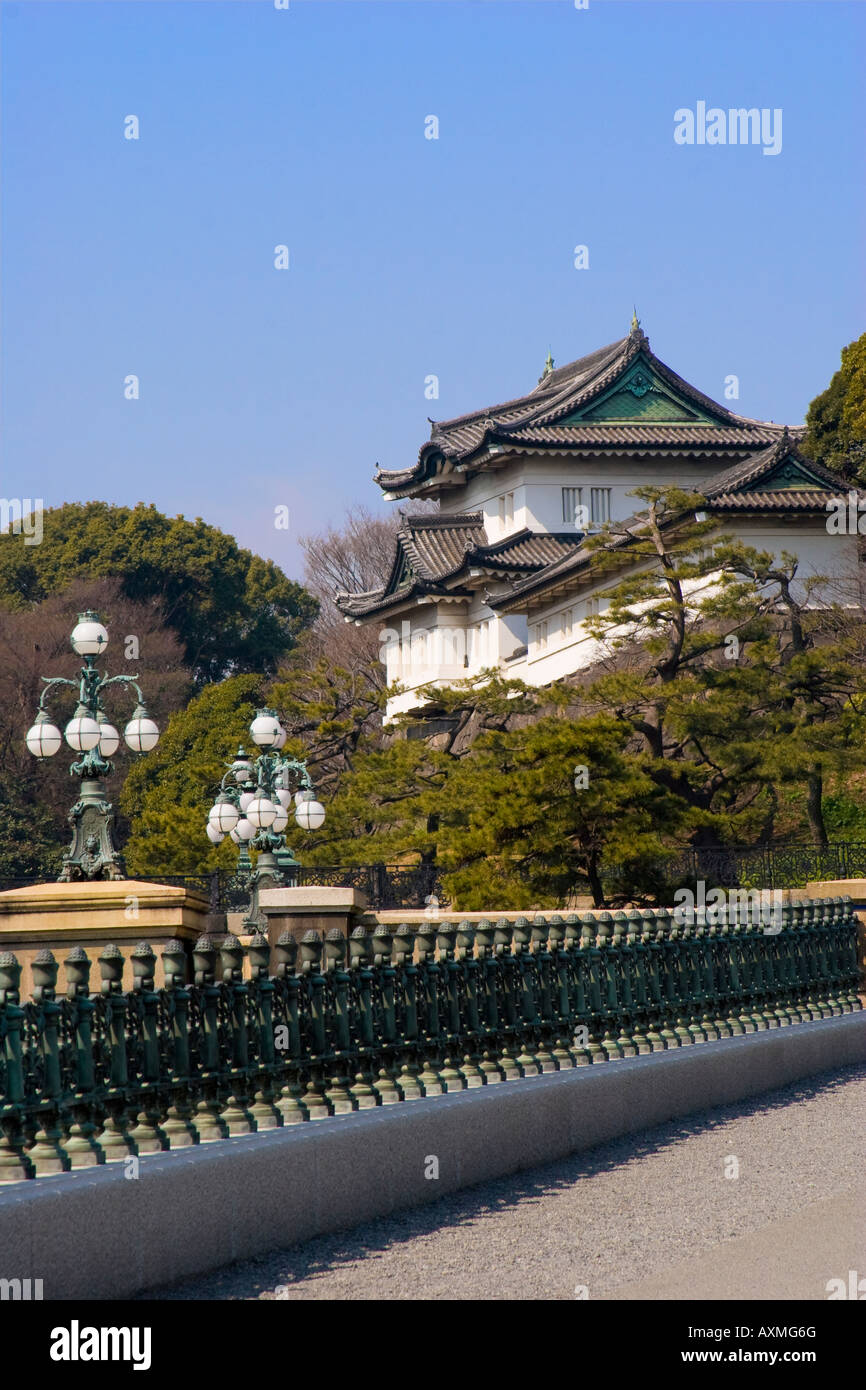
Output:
top-left (0, 898), bottom-right (860, 1182)
top-left (5, 844), bottom-right (866, 909)
top-left (297, 862), bottom-right (443, 909)
top-left (0, 864), bottom-right (443, 913)
top-left (667, 843), bottom-right (866, 891)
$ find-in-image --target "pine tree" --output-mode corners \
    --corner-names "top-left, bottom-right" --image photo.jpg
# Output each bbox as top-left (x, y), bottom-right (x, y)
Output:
top-left (437, 713), bottom-right (685, 908)
top-left (579, 488), bottom-right (866, 847)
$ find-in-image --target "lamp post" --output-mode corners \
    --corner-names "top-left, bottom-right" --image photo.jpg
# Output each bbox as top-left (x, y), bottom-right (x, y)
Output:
top-left (205, 708), bottom-right (325, 929)
top-left (24, 610), bottom-right (160, 881)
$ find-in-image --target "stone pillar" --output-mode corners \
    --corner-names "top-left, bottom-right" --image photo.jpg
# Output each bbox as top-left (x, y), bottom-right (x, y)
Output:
top-left (804, 880), bottom-right (866, 985)
top-left (0, 880), bottom-right (212, 993)
top-left (238, 886), bottom-right (369, 975)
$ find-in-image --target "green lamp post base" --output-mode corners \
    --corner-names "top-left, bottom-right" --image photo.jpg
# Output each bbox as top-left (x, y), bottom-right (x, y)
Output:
top-left (241, 845), bottom-right (295, 931)
top-left (58, 778), bottom-right (126, 883)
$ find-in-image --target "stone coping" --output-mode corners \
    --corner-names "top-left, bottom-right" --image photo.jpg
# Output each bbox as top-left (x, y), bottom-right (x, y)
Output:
top-left (807, 879), bottom-right (866, 898)
top-left (258, 886), bottom-right (368, 911)
top-left (0, 879), bottom-right (210, 913)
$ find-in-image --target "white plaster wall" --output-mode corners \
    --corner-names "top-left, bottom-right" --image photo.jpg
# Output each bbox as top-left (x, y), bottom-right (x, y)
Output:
top-left (381, 517), bottom-right (861, 717)
top-left (379, 603), bottom-right (468, 689)
top-left (513, 520), bottom-right (862, 690)
top-left (380, 601), bottom-right (502, 716)
top-left (438, 453), bottom-right (715, 531)
top-left (731, 519), bottom-right (862, 603)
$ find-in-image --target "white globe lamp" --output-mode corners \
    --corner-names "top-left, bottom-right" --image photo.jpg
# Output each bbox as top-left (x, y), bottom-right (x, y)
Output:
top-left (246, 796), bottom-right (278, 829)
top-left (25, 714), bottom-right (63, 758)
top-left (70, 615), bottom-right (109, 656)
top-left (231, 753), bottom-right (254, 784)
top-left (64, 713), bottom-right (102, 752)
top-left (208, 797), bottom-right (240, 833)
top-left (97, 719), bottom-right (121, 756)
top-left (295, 799), bottom-right (325, 831)
top-left (250, 712), bottom-right (281, 749)
top-left (124, 706), bottom-right (160, 752)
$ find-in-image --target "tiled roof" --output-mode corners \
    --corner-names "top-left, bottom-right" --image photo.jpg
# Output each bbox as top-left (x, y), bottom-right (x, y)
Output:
top-left (476, 531), bottom-right (581, 569)
top-left (708, 491), bottom-right (840, 511)
top-left (375, 325), bottom-right (790, 497)
top-left (400, 514), bottom-right (486, 579)
top-left (335, 514), bottom-right (583, 619)
top-left (488, 529), bottom-right (637, 613)
top-left (700, 433), bottom-right (842, 497)
top-left (496, 423), bottom-right (786, 450)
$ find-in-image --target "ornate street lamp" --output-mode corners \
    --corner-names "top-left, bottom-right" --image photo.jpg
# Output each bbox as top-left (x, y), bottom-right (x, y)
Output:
top-left (205, 707), bottom-right (325, 928)
top-left (24, 610), bottom-right (160, 881)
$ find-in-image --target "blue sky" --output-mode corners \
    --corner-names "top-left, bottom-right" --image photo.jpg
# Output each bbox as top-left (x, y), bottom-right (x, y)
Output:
top-left (2, 0), bottom-right (864, 580)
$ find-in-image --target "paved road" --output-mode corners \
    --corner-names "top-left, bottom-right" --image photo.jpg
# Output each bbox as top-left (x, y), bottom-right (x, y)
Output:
top-left (141, 1064), bottom-right (865, 1301)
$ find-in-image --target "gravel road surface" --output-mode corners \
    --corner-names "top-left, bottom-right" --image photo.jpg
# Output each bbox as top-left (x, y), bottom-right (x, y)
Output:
top-left (139, 1063), bottom-right (865, 1301)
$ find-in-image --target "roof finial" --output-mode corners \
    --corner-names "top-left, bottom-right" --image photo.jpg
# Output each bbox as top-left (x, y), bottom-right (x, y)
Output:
top-left (543, 347), bottom-right (554, 378)
top-left (630, 307), bottom-right (641, 334)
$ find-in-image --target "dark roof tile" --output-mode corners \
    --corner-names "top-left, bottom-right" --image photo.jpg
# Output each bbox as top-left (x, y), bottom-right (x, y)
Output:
top-left (376, 327), bottom-right (791, 496)
top-left (335, 513), bottom-right (583, 619)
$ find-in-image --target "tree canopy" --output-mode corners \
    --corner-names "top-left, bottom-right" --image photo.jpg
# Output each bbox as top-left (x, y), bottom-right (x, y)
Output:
top-left (578, 487), bottom-right (866, 848)
top-left (437, 713), bottom-right (683, 908)
top-left (121, 674), bottom-right (267, 876)
top-left (801, 332), bottom-right (866, 483)
top-left (0, 502), bottom-right (318, 683)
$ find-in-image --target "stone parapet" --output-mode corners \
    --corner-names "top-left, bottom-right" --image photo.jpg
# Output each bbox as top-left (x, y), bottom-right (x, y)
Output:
top-left (240, 885), bottom-right (369, 972)
top-left (0, 879), bottom-right (212, 993)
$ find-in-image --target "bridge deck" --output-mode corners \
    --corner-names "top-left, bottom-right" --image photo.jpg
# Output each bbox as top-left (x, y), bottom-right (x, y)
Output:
top-left (141, 1063), bottom-right (865, 1302)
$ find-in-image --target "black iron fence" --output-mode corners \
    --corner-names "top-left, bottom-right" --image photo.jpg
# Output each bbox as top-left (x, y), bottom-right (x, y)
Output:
top-left (666, 843), bottom-right (866, 891)
top-left (0, 864), bottom-right (444, 913)
top-left (297, 863), bottom-right (442, 910)
top-left (1, 846), bottom-right (864, 910)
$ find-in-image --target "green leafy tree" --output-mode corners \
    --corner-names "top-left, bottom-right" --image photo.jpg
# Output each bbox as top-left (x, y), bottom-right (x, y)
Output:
top-left (0, 774), bottom-right (63, 879)
top-left (0, 502), bottom-right (318, 683)
top-left (577, 488), bottom-right (777, 843)
top-left (121, 674), bottom-right (267, 875)
top-left (289, 671), bottom-right (535, 867)
top-left (718, 546), bottom-right (866, 845)
top-left (298, 736), bottom-right (452, 867)
top-left (801, 332), bottom-right (866, 483)
top-left (820, 787), bottom-right (866, 842)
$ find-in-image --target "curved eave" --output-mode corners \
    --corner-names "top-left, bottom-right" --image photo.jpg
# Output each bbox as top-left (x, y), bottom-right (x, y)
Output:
top-left (340, 585), bottom-right (475, 625)
top-left (707, 492), bottom-right (848, 513)
top-left (378, 436), bottom-right (794, 500)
